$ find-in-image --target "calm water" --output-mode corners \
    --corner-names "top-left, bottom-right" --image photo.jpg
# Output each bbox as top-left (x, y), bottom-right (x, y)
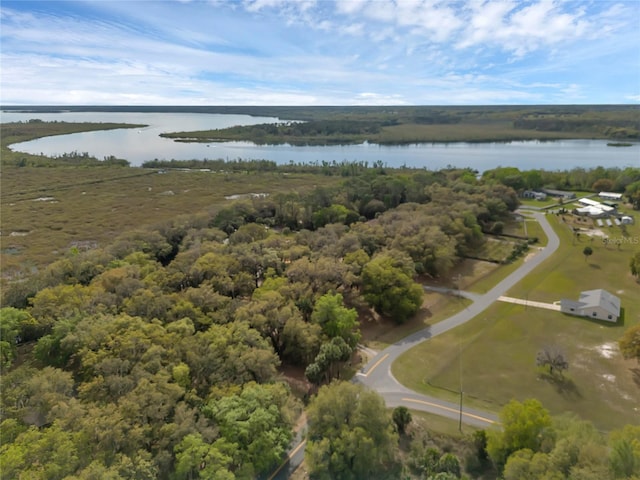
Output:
top-left (3, 111), bottom-right (639, 171)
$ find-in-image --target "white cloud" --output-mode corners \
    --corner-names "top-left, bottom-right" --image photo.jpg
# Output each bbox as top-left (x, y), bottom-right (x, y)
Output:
top-left (343, 22), bottom-right (364, 36)
top-left (0, 1), bottom-right (638, 105)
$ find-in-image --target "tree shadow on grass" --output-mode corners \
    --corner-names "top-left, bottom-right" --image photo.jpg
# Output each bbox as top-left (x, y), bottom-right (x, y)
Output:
top-left (630, 368), bottom-right (640, 388)
top-left (588, 263), bottom-right (601, 269)
top-left (538, 372), bottom-right (582, 399)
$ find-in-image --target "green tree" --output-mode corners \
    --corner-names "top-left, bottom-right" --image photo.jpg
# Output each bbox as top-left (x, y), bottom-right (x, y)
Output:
top-left (361, 252), bottom-right (423, 323)
top-left (619, 324), bottom-right (640, 363)
top-left (392, 406), bottom-right (412, 435)
top-left (487, 399), bottom-right (553, 469)
top-left (311, 293), bottom-right (361, 348)
top-left (583, 246), bottom-right (593, 262)
top-left (436, 453), bottom-right (461, 477)
top-left (281, 316), bottom-right (322, 366)
top-left (304, 337), bottom-right (353, 385)
top-left (0, 423), bottom-right (83, 479)
top-left (305, 381), bottom-right (399, 480)
top-left (630, 251), bottom-right (640, 279)
top-left (625, 180), bottom-right (640, 209)
top-left (235, 290), bottom-right (301, 355)
top-left (0, 307), bottom-right (26, 369)
top-left (609, 425), bottom-right (640, 478)
top-left (203, 382), bottom-right (294, 476)
top-left (173, 433), bottom-right (235, 480)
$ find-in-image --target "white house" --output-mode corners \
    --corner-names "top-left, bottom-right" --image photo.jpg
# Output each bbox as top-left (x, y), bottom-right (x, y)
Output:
top-left (599, 192), bottom-right (623, 200)
top-left (576, 198), bottom-right (615, 217)
top-left (560, 289), bottom-right (621, 322)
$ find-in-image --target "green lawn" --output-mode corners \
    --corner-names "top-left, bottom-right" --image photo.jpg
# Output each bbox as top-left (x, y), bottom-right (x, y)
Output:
top-left (507, 213), bottom-right (640, 309)
top-left (521, 216), bottom-right (548, 247)
top-left (473, 237), bottom-right (519, 263)
top-left (393, 212), bottom-right (640, 431)
top-left (466, 258), bottom-right (524, 294)
top-left (407, 410), bottom-right (479, 438)
top-left (519, 197), bottom-right (560, 208)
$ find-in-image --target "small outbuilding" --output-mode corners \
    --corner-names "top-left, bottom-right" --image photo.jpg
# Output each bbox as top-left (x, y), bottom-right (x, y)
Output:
top-left (621, 216), bottom-right (634, 225)
top-left (560, 289), bottom-right (621, 322)
top-left (522, 190), bottom-right (547, 200)
top-left (543, 189), bottom-right (576, 199)
top-left (598, 192), bottom-right (623, 200)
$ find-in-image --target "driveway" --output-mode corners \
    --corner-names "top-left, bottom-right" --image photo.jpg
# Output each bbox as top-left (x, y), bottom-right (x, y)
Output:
top-left (497, 295), bottom-right (561, 311)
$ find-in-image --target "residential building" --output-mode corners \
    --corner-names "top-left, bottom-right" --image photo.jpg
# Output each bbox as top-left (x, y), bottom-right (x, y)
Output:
top-left (560, 289), bottom-right (621, 322)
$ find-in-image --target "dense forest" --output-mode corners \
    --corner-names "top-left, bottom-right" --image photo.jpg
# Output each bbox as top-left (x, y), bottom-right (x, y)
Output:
top-left (1, 166), bottom-right (522, 479)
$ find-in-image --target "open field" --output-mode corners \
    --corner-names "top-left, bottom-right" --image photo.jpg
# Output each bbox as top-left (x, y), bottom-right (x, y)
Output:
top-left (392, 212), bottom-right (640, 431)
top-left (0, 166), bottom-right (341, 275)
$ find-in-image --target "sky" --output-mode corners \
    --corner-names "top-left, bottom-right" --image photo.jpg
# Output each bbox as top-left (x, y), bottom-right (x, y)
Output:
top-left (1, 0), bottom-right (639, 106)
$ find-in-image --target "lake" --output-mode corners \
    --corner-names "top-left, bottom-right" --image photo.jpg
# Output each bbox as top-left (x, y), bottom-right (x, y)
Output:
top-left (2, 110), bottom-right (639, 171)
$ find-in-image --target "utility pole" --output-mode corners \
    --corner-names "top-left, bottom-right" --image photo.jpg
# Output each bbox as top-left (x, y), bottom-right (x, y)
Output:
top-left (458, 330), bottom-right (463, 433)
top-left (459, 389), bottom-right (463, 433)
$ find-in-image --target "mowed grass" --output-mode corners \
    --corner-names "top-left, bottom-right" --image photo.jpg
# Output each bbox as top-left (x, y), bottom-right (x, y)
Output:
top-left (1, 166), bottom-right (341, 274)
top-left (507, 213), bottom-right (640, 308)
top-left (393, 212), bottom-right (640, 431)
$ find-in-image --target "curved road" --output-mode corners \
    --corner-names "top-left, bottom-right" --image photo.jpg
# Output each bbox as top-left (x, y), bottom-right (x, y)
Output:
top-left (270, 211), bottom-right (560, 479)
top-left (354, 211), bottom-right (559, 423)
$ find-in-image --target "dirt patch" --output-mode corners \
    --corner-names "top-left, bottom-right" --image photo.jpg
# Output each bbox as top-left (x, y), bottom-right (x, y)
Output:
top-left (580, 228), bottom-right (608, 238)
top-left (523, 249), bottom-right (541, 262)
top-left (279, 364), bottom-right (312, 399)
top-left (422, 259), bottom-right (498, 291)
top-left (224, 192), bottom-right (269, 200)
top-left (595, 342), bottom-right (618, 359)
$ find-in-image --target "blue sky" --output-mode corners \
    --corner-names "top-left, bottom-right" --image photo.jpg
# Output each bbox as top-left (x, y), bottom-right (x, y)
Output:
top-left (1, 0), bottom-right (639, 105)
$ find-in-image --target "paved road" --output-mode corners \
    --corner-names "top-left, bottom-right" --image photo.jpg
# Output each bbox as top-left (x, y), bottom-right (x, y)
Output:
top-left (354, 211), bottom-right (559, 422)
top-left (270, 211), bottom-right (560, 479)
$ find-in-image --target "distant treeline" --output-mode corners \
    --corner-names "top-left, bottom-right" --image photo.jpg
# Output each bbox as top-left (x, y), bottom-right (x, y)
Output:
top-left (3, 104), bottom-right (638, 122)
top-left (514, 114), bottom-right (640, 139)
top-left (142, 158), bottom-right (388, 176)
top-left (156, 105), bottom-right (640, 144)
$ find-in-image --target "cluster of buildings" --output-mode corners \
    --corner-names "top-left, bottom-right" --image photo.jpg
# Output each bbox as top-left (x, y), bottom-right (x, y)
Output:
top-left (520, 189), bottom-right (633, 224)
top-left (574, 195), bottom-right (633, 224)
top-left (575, 197), bottom-right (616, 217)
